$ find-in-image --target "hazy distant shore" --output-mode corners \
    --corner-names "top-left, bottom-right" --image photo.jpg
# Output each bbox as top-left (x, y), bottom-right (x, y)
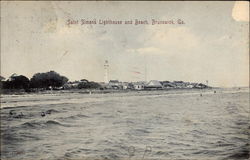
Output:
top-left (0, 88), bottom-right (219, 95)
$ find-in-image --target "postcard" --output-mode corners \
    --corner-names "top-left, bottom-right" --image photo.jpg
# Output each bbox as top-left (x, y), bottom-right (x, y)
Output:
top-left (0, 1), bottom-right (249, 160)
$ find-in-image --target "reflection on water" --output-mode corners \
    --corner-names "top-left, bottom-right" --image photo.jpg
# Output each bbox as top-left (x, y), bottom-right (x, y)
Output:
top-left (1, 88), bottom-right (249, 160)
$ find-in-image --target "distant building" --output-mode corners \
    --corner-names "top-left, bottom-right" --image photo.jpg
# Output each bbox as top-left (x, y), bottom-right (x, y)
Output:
top-left (193, 83), bottom-right (208, 89)
top-left (145, 80), bottom-right (163, 89)
top-left (161, 81), bottom-right (175, 88)
top-left (104, 60), bottom-right (109, 83)
top-left (109, 80), bottom-right (119, 85)
top-left (63, 81), bottom-right (80, 89)
top-left (186, 84), bottom-right (194, 88)
top-left (97, 82), bottom-right (107, 89)
top-left (132, 82), bottom-right (145, 90)
top-left (165, 84), bottom-right (175, 88)
top-left (173, 81), bottom-right (186, 88)
top-left (108, 80), bottom-right (122, 89)
top-left (121, 82), bottom-right (129, 90)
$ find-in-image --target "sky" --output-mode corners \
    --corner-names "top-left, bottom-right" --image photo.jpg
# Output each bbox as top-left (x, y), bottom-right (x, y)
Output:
top-left (1, 1), bottom-right (249, 87)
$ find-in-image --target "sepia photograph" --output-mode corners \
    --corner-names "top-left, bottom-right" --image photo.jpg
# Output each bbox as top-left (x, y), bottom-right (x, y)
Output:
top-left (0, 1), bottom-right (249, 160)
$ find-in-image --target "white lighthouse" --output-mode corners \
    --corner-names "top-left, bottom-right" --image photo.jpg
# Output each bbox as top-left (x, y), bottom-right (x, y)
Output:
top-left (104, 60), bottom-right (109, 83)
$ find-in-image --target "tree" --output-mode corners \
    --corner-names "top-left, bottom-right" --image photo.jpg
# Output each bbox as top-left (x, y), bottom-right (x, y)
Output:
top-left (30, 71), bottom-right (68, 89)
top-left (0, 76), bottom-right (5, 89)
top-left (78, 81), bottom-right (101, 89)
top-left (3, 75), bottom-right (30, 89)
top-left (80, 79), bottom-right (89, 83)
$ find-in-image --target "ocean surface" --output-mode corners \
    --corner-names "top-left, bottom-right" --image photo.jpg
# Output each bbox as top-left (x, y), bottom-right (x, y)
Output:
top-left (0, 88), bottom-right (249, 160)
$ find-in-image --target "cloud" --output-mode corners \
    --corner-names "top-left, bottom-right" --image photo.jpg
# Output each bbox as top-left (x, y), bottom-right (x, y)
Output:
top-left (146, 26), bottom-right (199, 49)
top-left (128, 25), bottom-right (200, 56)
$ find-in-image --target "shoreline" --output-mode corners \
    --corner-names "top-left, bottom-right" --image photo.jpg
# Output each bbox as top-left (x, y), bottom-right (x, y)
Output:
top-left (1, 87), bottom-right (248, 96)
top-left (0, 87), bottom-right (217, 96)
top-left (0, 87), bottom-right (248, 109)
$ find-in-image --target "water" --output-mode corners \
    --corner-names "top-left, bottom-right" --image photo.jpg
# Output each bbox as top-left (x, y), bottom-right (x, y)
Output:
top-left (1, 88), bottom-right (249, 160)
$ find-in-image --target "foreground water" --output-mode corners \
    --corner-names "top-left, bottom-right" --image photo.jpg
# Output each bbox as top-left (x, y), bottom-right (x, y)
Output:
top-left (1, 88), bottom-right (249, 160)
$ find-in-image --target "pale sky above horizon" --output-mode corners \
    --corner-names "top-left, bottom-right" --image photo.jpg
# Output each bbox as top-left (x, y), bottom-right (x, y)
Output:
top-left (1, 1), bottom-right (249, 87)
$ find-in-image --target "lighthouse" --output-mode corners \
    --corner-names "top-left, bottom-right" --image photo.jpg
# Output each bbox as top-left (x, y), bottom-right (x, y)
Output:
top-left (104, 60), bottom-right (109, 83)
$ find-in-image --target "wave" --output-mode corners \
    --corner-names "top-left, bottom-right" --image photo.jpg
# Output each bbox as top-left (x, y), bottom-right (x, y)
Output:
top-left (155, 151), bottom-right (170, 156)
top-left (1, 133), bottom-right (25, 144)
top-left (21, 122), bottom-right (40, 128)
top-left (45, 109), bottom-right (60, 114)
top-left (226, 146), bottom-right (250, 160)
top-left (45, 120), bottom-right (63, 126)
top-left (20, 120), bottom-right (68, 129)
top-left (1, 131), bottom-right (40, 145)
top-left (58, 114), bottom-right (90, 121)
top-left (134, 129), bottom-right (151, 134)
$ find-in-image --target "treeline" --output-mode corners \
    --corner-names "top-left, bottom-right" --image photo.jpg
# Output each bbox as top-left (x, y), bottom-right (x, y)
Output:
top-left (0, 71), bottom-right (101, 92)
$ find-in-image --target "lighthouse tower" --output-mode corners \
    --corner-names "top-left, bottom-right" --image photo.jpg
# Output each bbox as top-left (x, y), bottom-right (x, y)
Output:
top-left (104, 60), bottom-right (109, 83)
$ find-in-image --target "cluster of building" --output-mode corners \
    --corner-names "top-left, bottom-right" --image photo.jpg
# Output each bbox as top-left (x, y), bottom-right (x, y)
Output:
top-left (99, 80), bottom-right (209, 90)
top-left (61, 79), bottom-right (209, 90)
top-left (62, 61), bottom-right (210, 90)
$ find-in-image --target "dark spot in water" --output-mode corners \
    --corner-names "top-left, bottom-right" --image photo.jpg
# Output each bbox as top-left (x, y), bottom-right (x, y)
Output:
top-left (41, 112), bottom-right (46, 117)
top-left (9, 110), bottom-right (16, 115)
top-left (13, 112), bottom-right (24, 119)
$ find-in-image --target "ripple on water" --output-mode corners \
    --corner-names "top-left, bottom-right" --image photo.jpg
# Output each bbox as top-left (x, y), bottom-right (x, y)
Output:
top-left (0, 90), bottom-right (249, 160)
